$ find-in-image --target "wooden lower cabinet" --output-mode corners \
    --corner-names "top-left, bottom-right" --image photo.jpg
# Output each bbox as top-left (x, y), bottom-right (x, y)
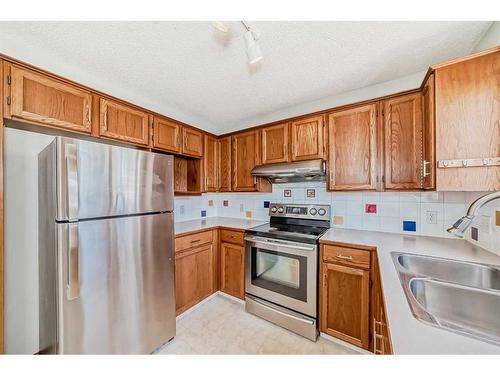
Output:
top-left (320, 243), bottom-right (391, 353)
top-left (175, 243), bottom-right (214, 315)
top-left (220, 241), bottom-right (245, 299)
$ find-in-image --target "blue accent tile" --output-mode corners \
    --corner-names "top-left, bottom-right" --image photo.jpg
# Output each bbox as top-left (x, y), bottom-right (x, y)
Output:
top-left (403, 220), bottom-right (416, 232)
top-left (263, 201), bottom-right (270, 208)
top-left (201, 210), bottom-right (207, 218)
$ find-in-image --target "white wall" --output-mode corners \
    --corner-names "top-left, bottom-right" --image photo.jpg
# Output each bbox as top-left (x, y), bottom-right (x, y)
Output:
top-left (4, 128), bottom-right (55, 354)
top-left (474, 21), bottom-right (500, 51)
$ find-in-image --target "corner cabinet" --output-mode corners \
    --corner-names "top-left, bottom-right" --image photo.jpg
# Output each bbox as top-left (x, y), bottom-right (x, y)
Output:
top-left (6, 64), bottom-right (93, 134)
top-left (382, 92), bottom-right (423, 190)
top-left (218, 136), bottom-right (232, 192)
top-left (99, 98), bottom-right (150, 146)
top-left (290, 115), bottom-right (325, 161)
top-left (232, 130), bottom-right (271, 192)
top-left (327, 104), bottom-right (378, 190)
top-left (204, 135), bottom-right (219, 192)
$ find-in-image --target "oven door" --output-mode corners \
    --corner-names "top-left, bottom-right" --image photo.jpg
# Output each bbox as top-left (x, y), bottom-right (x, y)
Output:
top-left (245, 235), bottom-right (317, 317)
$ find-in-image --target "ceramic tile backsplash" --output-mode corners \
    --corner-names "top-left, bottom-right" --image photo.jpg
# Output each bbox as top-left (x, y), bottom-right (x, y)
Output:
top-left (174, 182), bottom-right (500, 256)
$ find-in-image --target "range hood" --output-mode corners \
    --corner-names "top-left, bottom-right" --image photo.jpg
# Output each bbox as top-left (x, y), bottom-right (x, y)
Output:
top-left (251, 159), bottom-right (326, 183)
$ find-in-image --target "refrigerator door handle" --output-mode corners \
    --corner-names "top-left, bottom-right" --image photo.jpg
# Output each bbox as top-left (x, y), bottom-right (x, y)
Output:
top-left (65, 143), bottom-right (79, 222)
top-left (67, 223), bottom-right (80, 300)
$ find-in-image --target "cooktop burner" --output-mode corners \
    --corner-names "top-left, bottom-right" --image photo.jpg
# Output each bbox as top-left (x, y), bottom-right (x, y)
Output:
top-left (246, 203), bottom-right (331, 244)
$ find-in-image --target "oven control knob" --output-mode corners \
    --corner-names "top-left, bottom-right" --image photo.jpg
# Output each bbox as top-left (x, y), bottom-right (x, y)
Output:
top-left (277, 207), bottom-right (284, 213)
top-left (309, 208), bottom-right (317, 215)
top-left (318, 208), bottom-right (326, 216)
top-left (271, 206), bottom-right (277, 213)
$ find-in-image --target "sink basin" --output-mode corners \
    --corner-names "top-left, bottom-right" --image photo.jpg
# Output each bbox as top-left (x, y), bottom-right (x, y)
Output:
top-left (392, 252), bottom-right (500, 345)
top-left (396, 253), bottom-right (500, 291)
top-left (409, 278), bottom-right (500, 344)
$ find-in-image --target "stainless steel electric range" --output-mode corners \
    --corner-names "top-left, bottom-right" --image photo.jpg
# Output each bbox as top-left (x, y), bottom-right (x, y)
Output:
top-left (244, 203), bottom-right (330, 341)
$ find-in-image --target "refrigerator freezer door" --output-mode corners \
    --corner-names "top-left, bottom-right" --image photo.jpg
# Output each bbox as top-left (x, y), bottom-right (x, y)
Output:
top-left (53, 137), bottom-right (174, 221)
top-left (57, 213), bottom-right (175, 354)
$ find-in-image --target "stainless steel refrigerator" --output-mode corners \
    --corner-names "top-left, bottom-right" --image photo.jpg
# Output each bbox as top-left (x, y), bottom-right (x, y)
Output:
top-left (38, 136), bottom-right (176, 354)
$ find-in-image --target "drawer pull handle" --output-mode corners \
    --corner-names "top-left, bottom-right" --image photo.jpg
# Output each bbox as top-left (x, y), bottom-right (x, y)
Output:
top-left (336, 254), bottom-right (353, 260)
top-left (191, 239), bottom-right (201, 243)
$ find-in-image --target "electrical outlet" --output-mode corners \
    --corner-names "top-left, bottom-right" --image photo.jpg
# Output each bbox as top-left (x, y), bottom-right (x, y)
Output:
top-left (240, 203), bottom-right (244, 212)
top-left (180, 205), bottom-right (185, 215)
top-left (479, 215), bottom-right (491, 234)
top-left (426, 210), bottom-right (438, 224)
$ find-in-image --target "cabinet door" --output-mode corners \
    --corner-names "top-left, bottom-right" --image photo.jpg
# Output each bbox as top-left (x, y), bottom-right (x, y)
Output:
top-left (153, 117), bottom-right (182, 153)
top-left (291, 115), bottom-right (325, 161)
top-left (10, 65), bottom-right (92, 133)
top-left (204, 135), bottom-right (219, 192)
top-left (175, 244), bottom-right (213, 315)
top-left (320, 262), bottom-right (370, 349)
top-left (261, 122), bottom-right (290, 164)
top-left (182, 127), bottom-right (203, 158)
top-left (383, 92), bottom-right (423, 190)
top-left (371, 253), bottom-right (392, 354)
top-left (435, 51), bottom-right (500, 191)
top-left (422, 74), bottom-right (436, 190)
top-left (99, 98), bottom-right (150, 146)
top-left (218, 136), bottom-right (232, 192)
top-left (327, 104), bottom-right (377, 190)
top-left (220, 242), bottom-right (244, 299)
top-left (232, 130), bottom-right (260, 191)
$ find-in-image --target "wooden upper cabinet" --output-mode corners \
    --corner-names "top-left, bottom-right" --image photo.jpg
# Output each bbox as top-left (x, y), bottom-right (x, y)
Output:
top-left (261, 122), bottom-right (290, 164)
top-left (383, 92), bottom-right (423, 190)
top-left (220, 242), bottom-right (244, 299)
top-left (218, 136), bottom-right (232, 192)
top-left (204, 135), bottom-right (219, 192)
top-left (435, 50), bottom-right (500, 191)
top-left (320, 262), bottom-right (370, 349)
top-left (327, 104), bottom-right (378, 190)
top-left (8, 65), bottom-right (92, 133)
top-left (290, 115), bottom-right (325, 161)
top-left (182, 127), bottom-right (203, 158)
top-left (232, 130), bottom-right (260, 191)
top-left (422, 74), bottom-right (436, 190)
top-left (99, 98), bottom-right (150, 146)
top-left (153, 116), bottom-right (182, 153)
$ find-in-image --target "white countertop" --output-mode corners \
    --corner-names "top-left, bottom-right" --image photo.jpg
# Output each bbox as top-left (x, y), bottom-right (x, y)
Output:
top-left (320, 228), bottom-right (500, 354)
top-left (175, 217), bottom-right (267, 236)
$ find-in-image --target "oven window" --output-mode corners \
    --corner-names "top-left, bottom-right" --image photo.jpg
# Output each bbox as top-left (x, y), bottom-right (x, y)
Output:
top-left (251, 247), bottom-right (307, 302)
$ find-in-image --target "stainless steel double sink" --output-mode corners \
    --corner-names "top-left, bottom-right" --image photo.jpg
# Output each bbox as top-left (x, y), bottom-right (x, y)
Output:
top-left (392, 252), bottom-right (500, 345)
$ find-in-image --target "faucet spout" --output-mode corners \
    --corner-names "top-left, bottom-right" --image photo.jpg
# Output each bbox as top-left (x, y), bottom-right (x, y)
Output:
top-left (446, 191), bottom-right (500, 238)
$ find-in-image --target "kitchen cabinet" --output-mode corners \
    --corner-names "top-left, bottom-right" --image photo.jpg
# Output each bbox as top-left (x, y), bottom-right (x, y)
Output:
top-left (175, 244), bottom-right (214, 315)
top-left (99, 98), bottom-right (150, 146)
top-left (152, 116), bottom-right (182, 153)
top-left (261, 122), bottom-right (290, 164)
top-left (218, 136), bottom-right (232, 192)
top-left (174, 156), bottom-right (202, 195)
top-left (204, 135), bottom-right (218, 192)
top-left (327, 104), bottom-right (378, 190)
top-left (174, 229), bottom-right (218, 315)
top-left (232, 129), bottom-right (271, 192)
top-left (371, 252), bottom-right (392, 354)
top-left (434, 50), bottom-right (500, 191)
top-left (6, 64), bottom-right (93, 134)
top-left (182, 127), bottom-right (203, 158)
top-left (382, 92), bottom-right (423, 190)
top-left (421, 74), bottom-right (436, 190)
top-left (290, 115), bottom-right (325, 161)
top-left (220, 242), bottom-right (245, 299)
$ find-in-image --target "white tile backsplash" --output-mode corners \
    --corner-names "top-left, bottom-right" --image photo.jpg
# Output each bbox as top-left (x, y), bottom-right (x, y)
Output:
top-left (174, 184), bottom-right (499, 256)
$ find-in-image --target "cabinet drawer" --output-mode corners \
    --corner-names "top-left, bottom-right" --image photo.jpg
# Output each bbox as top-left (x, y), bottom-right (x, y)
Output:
top-left (220, 229), bottom-right (244, 245)
top-left (322, 245), bottom-right (371, 269)
top-left (175, 230), bottom-right (213, 252)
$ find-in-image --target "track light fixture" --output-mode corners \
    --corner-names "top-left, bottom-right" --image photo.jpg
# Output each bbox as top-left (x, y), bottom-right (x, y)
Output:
top-left (211, 21), bottom-right (263, 66)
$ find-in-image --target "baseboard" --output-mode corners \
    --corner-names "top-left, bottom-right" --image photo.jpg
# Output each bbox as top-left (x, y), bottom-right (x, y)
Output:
top-left (320, 332), bottom-right (372, 354)
top-left (216, 291), bottom-right (245, 305)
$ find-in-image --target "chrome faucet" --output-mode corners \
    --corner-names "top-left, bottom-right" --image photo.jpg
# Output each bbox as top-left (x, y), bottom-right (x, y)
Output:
top-left (447, 191), bottom-right (500, 238)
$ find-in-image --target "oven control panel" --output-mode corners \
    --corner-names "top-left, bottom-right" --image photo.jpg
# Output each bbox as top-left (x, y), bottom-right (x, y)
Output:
top-left (269, 203), bottom-right (330, 220)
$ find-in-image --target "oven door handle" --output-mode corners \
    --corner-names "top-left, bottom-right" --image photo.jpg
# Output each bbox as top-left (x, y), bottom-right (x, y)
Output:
top-left (245, 236), bottom-right (316, 252)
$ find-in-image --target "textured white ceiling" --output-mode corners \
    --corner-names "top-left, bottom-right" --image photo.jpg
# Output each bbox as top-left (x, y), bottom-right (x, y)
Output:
top-left (0, 21), bottom-right (492, 134)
